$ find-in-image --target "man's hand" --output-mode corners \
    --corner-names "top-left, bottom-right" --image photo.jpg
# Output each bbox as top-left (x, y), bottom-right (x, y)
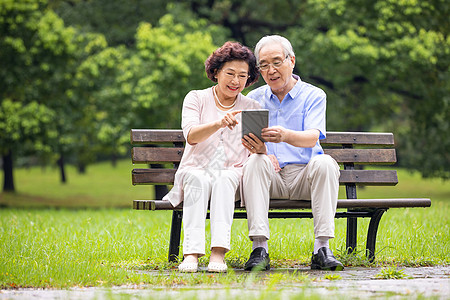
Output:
top-left (261, 126), bottom-right (287, 143)
top-left (242, 133), bottom-right (266, 154)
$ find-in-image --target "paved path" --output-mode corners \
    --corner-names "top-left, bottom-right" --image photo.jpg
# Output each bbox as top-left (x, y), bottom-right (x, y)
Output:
top-left (1, 266), bottom-right (449, 299)
top-left (285, 265), bottom-right (450, 298)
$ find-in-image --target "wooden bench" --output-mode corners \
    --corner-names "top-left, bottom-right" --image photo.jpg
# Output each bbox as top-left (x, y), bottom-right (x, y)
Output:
top-left (131, 129), bottom-right (431, 263)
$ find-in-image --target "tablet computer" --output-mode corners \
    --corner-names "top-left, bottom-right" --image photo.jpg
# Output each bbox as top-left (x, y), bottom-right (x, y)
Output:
top-left (241, 109), bottom-right (269, 142)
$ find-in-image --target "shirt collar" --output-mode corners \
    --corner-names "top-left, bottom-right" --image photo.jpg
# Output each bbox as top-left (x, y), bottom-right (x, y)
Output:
top-left (287, 74), bottom-right (302, 100)
top-left (266, 74), bottom-right (303, 103)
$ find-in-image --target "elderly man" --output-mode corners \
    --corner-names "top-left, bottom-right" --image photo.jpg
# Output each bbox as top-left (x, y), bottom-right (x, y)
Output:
top-left (241, 35), bottom-right (343, 271)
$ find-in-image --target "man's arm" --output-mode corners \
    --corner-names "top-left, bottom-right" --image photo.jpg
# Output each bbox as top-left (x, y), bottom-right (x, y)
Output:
top-left (261, 127), bottom-right (320, 148)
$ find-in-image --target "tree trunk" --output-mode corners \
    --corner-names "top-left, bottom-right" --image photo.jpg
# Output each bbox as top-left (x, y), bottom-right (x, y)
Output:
top-left (2, 149), bottom-right (15, 192)
top-left (58, 154), bottom-right (67, 184)
top-left (78, 163), bottom-right (86, 174)
top-left (111, 153), bottom-right (117, 168)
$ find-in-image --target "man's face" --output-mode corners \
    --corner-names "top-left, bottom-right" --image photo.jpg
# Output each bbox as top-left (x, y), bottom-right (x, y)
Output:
top-left (258, 43), bottom-right (295, 94)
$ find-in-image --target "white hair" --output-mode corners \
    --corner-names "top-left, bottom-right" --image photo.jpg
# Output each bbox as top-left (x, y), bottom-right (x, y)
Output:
top-left (254, 35), bottom-right (295, 62)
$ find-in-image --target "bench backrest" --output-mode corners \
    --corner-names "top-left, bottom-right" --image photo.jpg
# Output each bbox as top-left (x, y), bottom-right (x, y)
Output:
top-left (130, 129), bottom-right (398, 189)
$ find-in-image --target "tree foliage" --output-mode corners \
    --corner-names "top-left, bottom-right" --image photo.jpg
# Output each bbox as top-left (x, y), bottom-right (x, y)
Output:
top-left (0, 0), bottom-right (78, 190)
top-left (1, 0), bottom-right (448, 192)
top-left (285, 0), bottom-right (449, 178)
top-left (50, 0), bottom-right (169, 46)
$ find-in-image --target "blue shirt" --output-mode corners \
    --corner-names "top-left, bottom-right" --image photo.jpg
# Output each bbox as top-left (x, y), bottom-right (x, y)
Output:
top-left (247, 74), bottom-right (326, 167)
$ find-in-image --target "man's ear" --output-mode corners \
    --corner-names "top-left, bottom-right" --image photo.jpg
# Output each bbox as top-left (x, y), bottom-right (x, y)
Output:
top-left (290, 56), bottom-right (296, 68)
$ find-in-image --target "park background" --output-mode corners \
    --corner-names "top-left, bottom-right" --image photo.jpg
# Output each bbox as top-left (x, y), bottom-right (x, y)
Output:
top-left (1, 0), bottom-right (449, 291)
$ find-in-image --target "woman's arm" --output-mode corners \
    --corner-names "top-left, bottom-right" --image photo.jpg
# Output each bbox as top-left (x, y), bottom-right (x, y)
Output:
top-left (187, 110), bottom-right (241, 145)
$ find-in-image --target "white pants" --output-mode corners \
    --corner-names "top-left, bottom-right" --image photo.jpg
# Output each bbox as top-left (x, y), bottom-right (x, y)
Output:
top-left (182, 169), bottom-right (239, 256)
top-left (242, 154), bottom-right (340, 240)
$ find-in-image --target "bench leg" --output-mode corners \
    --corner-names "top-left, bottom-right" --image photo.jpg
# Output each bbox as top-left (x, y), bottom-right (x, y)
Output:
top-left (168, 210), bottom-right (182, 263)
top-left (346, 215), bottom-right (358, 254)
top-left (366, 209), bottom-right (387, 263)
top-left (344, 181), bottom-right (358, 255)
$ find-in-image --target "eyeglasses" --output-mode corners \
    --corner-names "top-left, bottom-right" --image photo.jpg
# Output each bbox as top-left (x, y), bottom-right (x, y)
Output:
top-left (258, 56), bottom-right (289, 71)
top-left (222, 70), bottom-right (249, 81)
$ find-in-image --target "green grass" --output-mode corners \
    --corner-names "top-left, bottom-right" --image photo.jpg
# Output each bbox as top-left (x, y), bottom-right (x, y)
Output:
top-left (375, 266), bottom-right (410, 279)
top-left (0, 159), bottom-right (154, 208)
top-left (0, 160), bottom-right (449, 289)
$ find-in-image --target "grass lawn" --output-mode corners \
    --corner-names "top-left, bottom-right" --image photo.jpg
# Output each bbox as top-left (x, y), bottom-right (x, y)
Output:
top-left (0, 159), bottom-right (448, 289)
top-left (0, 159), bottom-right (153, 208)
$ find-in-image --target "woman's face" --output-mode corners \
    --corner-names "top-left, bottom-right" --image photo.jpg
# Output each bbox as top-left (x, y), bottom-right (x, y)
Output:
top-left (215, 60), bottom-right (249, 100)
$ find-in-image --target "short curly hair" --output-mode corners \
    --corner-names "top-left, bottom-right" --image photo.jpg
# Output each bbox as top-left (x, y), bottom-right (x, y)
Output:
top-left (205, 41), bottom-right (259, 87)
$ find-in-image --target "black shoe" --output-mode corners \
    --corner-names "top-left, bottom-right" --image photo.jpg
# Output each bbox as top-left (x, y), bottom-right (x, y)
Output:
top-left (244, 247), bottom-right (270, 271)
top-left (311, 247), bottom-right (344, 271)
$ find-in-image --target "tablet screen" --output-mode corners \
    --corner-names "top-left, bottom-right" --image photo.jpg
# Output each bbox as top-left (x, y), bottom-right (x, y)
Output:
top-left (241, 109), bottom-right (269, 142)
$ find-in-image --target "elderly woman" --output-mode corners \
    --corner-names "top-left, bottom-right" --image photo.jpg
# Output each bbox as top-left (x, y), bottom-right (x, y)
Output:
top-left (163, 42), bottom-right (260, 273)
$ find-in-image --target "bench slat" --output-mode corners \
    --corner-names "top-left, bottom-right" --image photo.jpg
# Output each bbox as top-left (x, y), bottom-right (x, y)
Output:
top-left (268, 199), bottom-right (431, 209)
top-left (321, 132), bottom-right (394, 146)
top-left (133, 198), bottom-right (431, 210)
top-left (132, 147), bottom-right (184, 163)
top-left (132, 147), bottom-right (397, 164)
top-left (131, 129), bottom-right (395, 146)
top-left (132, 169), bottom-right (398, 186)
top-left (339, 170), bottom-right (398, 185)
top-left (132, 169), bottom-right (176, 185)
top-left (325, 149), bottom-right (396, 164)
top-left (131, 129), bottom-right (185, 144)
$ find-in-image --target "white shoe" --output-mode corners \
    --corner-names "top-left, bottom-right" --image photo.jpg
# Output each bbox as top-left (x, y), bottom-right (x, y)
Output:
top-left (178, 262), bottom-right (198, 273)
top-left (207, 262), bottom-right (228, 273)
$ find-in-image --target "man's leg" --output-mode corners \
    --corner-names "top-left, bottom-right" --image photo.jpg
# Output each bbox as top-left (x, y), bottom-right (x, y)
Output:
top-left (242, 154), bottom-right (287, 270)
top-left (242, 155), bottom-right (271, 270)
top-left (289, 154), bottom-right (343, 270)
top-left (243, 155), bottom-right (272, 240)
top-left (308, 154), bottom-right (340, 240)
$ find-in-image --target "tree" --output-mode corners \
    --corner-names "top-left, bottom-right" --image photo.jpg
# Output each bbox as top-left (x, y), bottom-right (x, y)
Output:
top-left (0, 0), bottom-right (78, 191)
top-left (176, 0), bottom-right (307, 46)
top-left (285, 0), bottom-right (449, 178)
top-left (51, 0), bottom-right (169, 46)
top-left (0, 101), bottom-right (56, 191)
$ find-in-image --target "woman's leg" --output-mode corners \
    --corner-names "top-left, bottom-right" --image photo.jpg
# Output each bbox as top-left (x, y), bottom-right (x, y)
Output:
top-left (182, 169), bottom-right (212, 262)
top-left (209, 170), bottom-right (239, 263)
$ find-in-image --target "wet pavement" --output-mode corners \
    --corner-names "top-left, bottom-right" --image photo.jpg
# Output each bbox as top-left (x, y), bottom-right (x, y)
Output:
top-left (283, 265), bottom-right (450, 299)
top-left (1, 265), bottom-right (449, 299)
